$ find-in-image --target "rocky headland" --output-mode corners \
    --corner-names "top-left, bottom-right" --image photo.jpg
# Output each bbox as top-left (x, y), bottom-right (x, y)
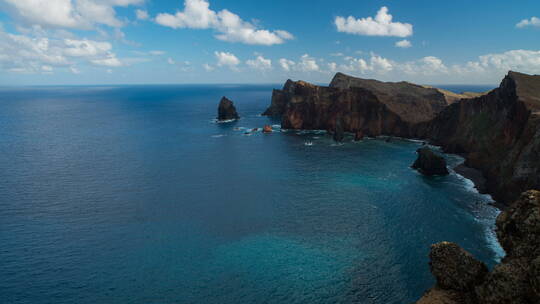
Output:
top-left (263, 71), bottom-right (540, 302)
top-left (263, 71), bottom-right (540, 206)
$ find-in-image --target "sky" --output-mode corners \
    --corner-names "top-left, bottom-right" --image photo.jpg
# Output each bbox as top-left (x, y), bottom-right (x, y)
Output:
top-left (0, 0), bottom-right (539, 85)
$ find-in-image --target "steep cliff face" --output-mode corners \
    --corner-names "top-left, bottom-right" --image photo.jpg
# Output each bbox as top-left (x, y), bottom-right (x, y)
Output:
top-left (264, 71), bottom-right (540, 205)
top-left (329, 72), bottom-right (459, 123)
top-left (416, 190), bottom-right (540, 304)
top-left (417, 71), bottom-right (540, 204)
top-left (262, 73), bottom-right (462, 137)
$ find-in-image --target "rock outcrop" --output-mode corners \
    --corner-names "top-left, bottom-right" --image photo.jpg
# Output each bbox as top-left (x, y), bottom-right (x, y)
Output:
top-left (416, 71), bottom-right (540, 205)
top-left (264, 71), bottom-right (540, 206)
top-left (416, 190), bottom-right (540, 304)
top-left (412, 147), bottom-right (450, 176)
top-left (217, 96), bottom-right (239, 121)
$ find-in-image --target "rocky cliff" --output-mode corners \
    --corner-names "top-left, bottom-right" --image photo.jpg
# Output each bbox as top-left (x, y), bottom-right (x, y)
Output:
top-left (261, 74), bottom-right (465, 137)
top-left (416, 71), bottom-right (540, 205)
top-left (417, 190), bottom-right (540, 304)
top-left (264, 71), bottom-right (540, 206)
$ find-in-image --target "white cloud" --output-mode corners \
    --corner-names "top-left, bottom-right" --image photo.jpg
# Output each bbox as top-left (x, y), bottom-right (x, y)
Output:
top-left (278, 58), bottom-right (295, 71)
top-left (330, 52), bottom-right (344, 57)
top-left (155, 0), bottom-right (293, 45)
top-left (335, 6), bottom-right (413, 37)
top-left (246, 55), bottom-right (272, 70)
top-left (297, 54), bottom-right (319, 72)
top-left (395, 39), bottom-right (412, 48)
top-left (70, 66), bottom-right (81, 74)
top-left (516, 17), bottom-right (540, 28)
top-left (149, 50), bottom-right (165, 55)
top-left (135, 9), bottom-right (149, 20)
top-left (90, 55), bottom-right (123, 67)
top-left (214, 51), bottom-right (240, 69)
top-left (0, 28), bottom-right (125, 73)
top-left (167, 57), bottom-right (175, 65)
top-left (2, 0), bottom-right (143, 29)
top-left (203, 63), bottom-right (214, 71)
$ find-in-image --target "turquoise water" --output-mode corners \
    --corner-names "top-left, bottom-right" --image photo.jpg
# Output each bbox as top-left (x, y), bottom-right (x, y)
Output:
top-left (0, 85), bottom-right (502, 303)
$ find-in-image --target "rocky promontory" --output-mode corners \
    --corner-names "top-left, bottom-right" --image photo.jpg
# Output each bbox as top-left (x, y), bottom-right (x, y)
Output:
top-left (264, 71), bottom-right (540, 206)
top-left (217, 96), bottom-right (239, 121)
top-left (417, 190), bottom-right (540, 304)
top-left (416, 71), bottom-right (540, 205)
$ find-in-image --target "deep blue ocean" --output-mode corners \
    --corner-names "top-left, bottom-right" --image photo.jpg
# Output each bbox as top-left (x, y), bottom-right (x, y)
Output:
top-left (0, 84), bottom-right (502, 304)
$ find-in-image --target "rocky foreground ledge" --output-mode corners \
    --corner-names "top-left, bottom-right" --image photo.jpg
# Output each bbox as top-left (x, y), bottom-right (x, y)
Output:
top-left (263, 71), bottom-right (540, 206)
top-left (417, 190), bottom-right (540, 304)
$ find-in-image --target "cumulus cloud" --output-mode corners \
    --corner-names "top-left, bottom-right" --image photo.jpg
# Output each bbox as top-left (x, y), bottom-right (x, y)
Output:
top-left (203, 63), bottom-right (214, 71)
top-left (278, 58), bottom-right (295, 71)
top-left (135, 9), bottom-right (149, 20)
top-left (155, 0), bottom-right (293, 45)
top-left (277, 54), bottom-right (320, 72)
top-left (516, 17), bottom-right (540, 28)
top-left (149, 50), bottom-right (165, 55)
top-left (246, 55), bottom-right (272, 70)
top-left (335, 6), bottom-right (413, 37)
top-left (0, 28), bottom-right (125, 73)
top-left (214, 51), bottom-right (240, 69)
top-left (2, 0), bottom-right (144, 29)
top-left (395, 39), bottom-right (412, 48)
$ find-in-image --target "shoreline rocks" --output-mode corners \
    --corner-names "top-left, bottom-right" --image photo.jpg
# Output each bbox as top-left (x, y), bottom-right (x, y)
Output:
top-left (412, 147), bottom-right (449, 176)
top-left (416, 190), bottom-right (540, 304)
top-left (217, 96), bottom-right (239, 121)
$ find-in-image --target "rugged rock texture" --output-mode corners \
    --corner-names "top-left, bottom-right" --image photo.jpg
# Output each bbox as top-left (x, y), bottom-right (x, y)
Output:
top-left (262, 78), bottom-right (420, 138)
top-left (429, 242), bottom-right (488, 292)
top-left (264, 71), bottom-right (540, 206)
top-left (416, 190), bottom-right (540, 304)
top-left (333, 116), bottom-right (344, 142)
top-left (329, 72), bottom-right (468, 123)
top-left (416, 71), bottom-right (540, 205)
top-left (412, 147), bottom-right (449, 176)
top-left (217, 96), bottom-right (239, 121)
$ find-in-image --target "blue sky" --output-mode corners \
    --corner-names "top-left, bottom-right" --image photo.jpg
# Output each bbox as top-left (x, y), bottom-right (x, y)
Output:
top-left (0, 0), bottom-right (539, 85)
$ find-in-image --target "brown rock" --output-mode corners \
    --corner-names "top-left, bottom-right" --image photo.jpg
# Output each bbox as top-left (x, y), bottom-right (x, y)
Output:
top-left (263, 125), bottom-right (272, 133)
top-left (412, 147), bottom-right (450, 176)
top-left (429, 242), bottom-right (488, 292)
top-left (354, 130), bottom-right (364, 141)
top-left (217, 96), bottom-right (239, 121)
top-left (496, 190), bottom-right (540, 258)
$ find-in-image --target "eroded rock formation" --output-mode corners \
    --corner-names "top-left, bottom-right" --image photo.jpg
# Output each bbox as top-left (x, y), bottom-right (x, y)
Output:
top-left (217, 96), bottom-right (239, 121)
top-left (416, 190), bottom-right (540, 304)
top-left (412, 147), bottom-right (449, 176)
top-left (264, 71), bottom-right (540, 205)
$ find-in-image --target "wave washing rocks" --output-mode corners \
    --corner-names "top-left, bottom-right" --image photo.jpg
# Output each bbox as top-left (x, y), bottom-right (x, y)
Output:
top-left (217, 96), bottom-right (240, 121)
top-left (263, 71), bottom-right (540, 206)
top-left (416, 190), bottom-right (540, 304)
top-left (263, 71), bottom-right (540, 301)
top-left (412, 147), bottom-right (449, 176)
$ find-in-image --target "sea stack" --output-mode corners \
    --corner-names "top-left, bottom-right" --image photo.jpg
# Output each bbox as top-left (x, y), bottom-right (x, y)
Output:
top-left (333, 117), bottom-right (344, 142)
top-left (217, 96), bottom-right (239, 121)
top-left (412, 147), bottom-right (449, 176)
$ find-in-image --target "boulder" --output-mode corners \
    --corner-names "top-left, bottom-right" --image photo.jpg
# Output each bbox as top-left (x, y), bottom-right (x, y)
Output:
top-left (495, 190), bottom-right (540, 258)
top-left (217, 96), bottom-right (239, 121)
top-left (429, 242), bottom-right (488, 292)
top-left (354, 130), bottom-right (364, 141)
top-left (263, 125), bottom-right (272, 133)
top-left (333, 117), bottom-right (344, 142)
top-left (412, 147), bottom-right (449, 176)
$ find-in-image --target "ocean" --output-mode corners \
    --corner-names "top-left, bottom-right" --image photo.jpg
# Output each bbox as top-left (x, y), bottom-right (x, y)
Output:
top-left (0, 84), bottom-right (502, 304)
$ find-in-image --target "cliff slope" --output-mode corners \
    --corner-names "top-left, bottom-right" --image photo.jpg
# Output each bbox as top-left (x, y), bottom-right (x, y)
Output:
top-left (417, 71), bottom-right (540, 204)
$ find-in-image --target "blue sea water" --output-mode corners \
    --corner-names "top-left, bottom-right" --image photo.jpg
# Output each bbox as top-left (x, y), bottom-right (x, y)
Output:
top-left (0, 84), bottom-right (502, 304)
